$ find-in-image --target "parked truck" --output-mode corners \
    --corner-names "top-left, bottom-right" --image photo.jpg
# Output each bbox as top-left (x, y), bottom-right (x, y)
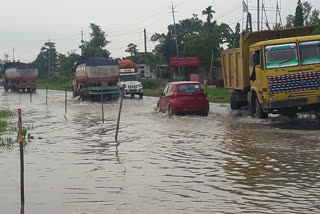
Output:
top-left (221, 25), bottom-right (320, 119)
top-left (118, 59), bottom-right (143, 98)
top-left (2, 62), bottom-right (38, 93)
top-left (72, 58), bottom-right (120, 101)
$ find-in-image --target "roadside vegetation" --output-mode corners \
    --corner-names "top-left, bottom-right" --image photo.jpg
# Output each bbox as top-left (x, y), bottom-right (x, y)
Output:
top-left (141, 79), bottom-right (230, 103)
top-left (0, 110), bottom-right (13, 133)
top-left (38, 76), bottom-right (71, 91)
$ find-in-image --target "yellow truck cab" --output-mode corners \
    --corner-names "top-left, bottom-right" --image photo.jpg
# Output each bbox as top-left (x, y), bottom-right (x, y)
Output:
top-left (221, 25), bottom-right (320, 118)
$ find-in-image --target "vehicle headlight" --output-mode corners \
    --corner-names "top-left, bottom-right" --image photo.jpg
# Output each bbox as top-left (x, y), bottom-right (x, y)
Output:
top-left (269, 95), bottom-right (275, 101)
top-left (138, 84), bottom-right (143, 88)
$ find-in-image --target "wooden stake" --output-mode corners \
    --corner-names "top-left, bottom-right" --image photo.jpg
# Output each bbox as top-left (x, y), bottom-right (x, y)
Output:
top-left (115, 86), bottom-right (125, 142)
top-left (101, 87), bottom-right (104, 124)
top-left (18, 108), bottom-right (24, 208)
top-left (46, 83), bottom-right (48, 104)
top-left (65, 91), bottom-right (67, 114)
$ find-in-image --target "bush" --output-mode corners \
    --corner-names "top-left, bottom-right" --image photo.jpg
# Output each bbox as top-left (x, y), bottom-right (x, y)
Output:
top-left (141, 79), bottom-right (160, 89)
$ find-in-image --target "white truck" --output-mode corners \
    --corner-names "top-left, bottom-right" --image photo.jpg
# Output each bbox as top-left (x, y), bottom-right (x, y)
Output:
top-left (120, 68), bottom-right (143, 98)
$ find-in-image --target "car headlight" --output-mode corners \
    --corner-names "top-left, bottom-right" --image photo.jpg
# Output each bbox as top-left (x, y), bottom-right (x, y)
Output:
top-left (138, 84), bottom-right (143, 88)
top-left (269, 95), bottom-right (275, 101)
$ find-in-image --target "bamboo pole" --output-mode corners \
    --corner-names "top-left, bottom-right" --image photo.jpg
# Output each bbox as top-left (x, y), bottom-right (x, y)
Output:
top-left (46, 83), bottom-right (48, 104)
top-left (65, 91), bottom-right (67, 114)
top-left (101, 87), bottom-right (104, 124)
top-left (18, 108), bottom-right (25, 209)
top-left (115, 86), bottom-right (125, 142)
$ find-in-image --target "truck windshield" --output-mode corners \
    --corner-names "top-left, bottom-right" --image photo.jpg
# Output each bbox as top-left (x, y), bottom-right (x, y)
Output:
top-left (265, 43), bottom-right (298, 69)
top-left (120, 75), bottom-right (137, 82)
top-left (299, 40), bottom-right (320, 65)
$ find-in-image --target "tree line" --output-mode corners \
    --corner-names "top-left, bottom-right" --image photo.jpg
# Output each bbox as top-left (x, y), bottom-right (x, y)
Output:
top-left (32, 1), bottom-right (319, 78)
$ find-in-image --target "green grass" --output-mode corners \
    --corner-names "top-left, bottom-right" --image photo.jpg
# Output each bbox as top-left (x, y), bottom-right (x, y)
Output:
top-left (205, 87), bottom-right (231, 103)
top-left (38, 76), bottom-right (72, 91)
top-left (143, 88), bottom-right (164, 97)
top-left (0, 110), bottom-right (13, 133)
top-left (142, 86), bottom-right (231, 103)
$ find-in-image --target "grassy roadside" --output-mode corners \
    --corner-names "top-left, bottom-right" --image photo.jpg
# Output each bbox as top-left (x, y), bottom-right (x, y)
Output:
top-left (35, 77), bottom-right (231, 103)
top-left (141, 79), bottom-right (231, 103)
top-left (37, 76), bottom-right (72, 91)
top-left (143, 87), bottom-right (230, 103)
top-left (0, 110), bottom-right (13, 133)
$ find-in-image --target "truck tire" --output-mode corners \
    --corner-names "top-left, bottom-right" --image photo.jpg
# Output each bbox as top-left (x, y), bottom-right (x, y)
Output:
top-left (248, 92), bottom-right (256, 117)
top-left (139, 93), bottom-right (143, 99)
top-left (230, 92), bottom-right (239, 110)
top-left (255, 96), bottom-right (268, 119)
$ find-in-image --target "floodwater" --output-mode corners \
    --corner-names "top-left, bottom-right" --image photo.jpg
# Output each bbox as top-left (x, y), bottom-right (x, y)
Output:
top-left (1, 88), bottom-right (320, 214)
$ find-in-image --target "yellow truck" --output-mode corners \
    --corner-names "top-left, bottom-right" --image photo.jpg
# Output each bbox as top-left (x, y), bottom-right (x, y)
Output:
top-left (221, 25), bottom-right (320, 118)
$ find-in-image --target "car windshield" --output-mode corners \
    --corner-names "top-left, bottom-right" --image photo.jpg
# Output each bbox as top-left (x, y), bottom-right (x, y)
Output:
top-left (265, 43), bottom-right (298, 69)
top-left (120, 74), bottom-right (137, 82)
top-left (177, 84), bottom-right (202, 93)
top-left (299, 40), bottom-right (320, 65)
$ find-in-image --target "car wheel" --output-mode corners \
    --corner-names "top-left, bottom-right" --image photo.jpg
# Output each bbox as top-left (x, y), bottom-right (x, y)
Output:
top-left (168, 104), bottom-right (174, 117)
top-left (139, 93), bottom-right (143, 98)
top-left (202, 111), bottom-right (209, 117)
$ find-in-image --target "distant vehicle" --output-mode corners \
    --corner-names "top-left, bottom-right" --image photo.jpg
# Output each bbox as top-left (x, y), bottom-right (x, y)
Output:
top-left (72, 58), bottom-right (120, 101)
top-left (2, 62), bottom-right (38, 93)
top-left (157, 81), bottom-right (209, 117)
top-left (118, 59), bottom-right (143, 98)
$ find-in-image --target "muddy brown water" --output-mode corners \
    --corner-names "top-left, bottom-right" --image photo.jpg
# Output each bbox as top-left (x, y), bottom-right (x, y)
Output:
top-left (1, 88), bottom-right (320, 214)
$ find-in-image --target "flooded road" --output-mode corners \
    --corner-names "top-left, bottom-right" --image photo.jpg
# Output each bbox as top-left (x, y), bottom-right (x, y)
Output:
top-left (1, 88), bottom-right (320, 214)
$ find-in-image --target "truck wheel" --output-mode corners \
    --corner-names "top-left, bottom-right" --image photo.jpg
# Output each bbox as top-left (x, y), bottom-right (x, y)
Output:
top-left (255, 97), bottom-right (268, 119)
top-left (249, 93), bottom-right (256, 117)
top-left (139, 93), bottom-right (143, 99)
top-left (4, 83), bottom-right (9, 92)
top-left (168, 104), bottom-right (174, 117)
top-left (131, 93), bottom-right (134, 98)
top-left (230, 92), bottom-right (239, 110)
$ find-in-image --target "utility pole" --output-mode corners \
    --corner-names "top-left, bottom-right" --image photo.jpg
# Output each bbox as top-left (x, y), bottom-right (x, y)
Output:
top-left (12, 48), bottom-right (15, 62)
top-left (261, 0), bottom-right (264, 31)
top-left (144, 29), bottom-right (147, 66)
top-left (80, 28), bottom-right (84, 55)
top-left (257, 0), bottom-right (260, 31)
top-left (48, 37), bottom-right (51, 75)
top-left (170, 3), bottom-right (181, 78)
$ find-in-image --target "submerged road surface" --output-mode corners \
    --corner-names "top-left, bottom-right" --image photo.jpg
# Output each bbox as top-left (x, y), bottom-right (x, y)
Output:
top-left (1, 89), bottom-right (320, 214)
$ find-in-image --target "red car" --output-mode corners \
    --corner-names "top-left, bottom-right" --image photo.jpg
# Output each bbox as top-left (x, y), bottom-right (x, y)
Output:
top-left (157, 81), bottom-right (209, 117)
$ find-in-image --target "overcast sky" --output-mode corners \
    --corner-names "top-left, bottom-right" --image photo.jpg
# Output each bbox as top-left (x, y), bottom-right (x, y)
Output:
top-left (0, 0), bottom-right (319, 63)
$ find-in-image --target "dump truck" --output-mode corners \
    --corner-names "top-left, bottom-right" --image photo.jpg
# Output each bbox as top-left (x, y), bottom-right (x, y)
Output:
top-left (221, 25), bottom-right (320, 119)
top-left (2, 62), bottom-right (38, 93)
top-left (118, 59), bottom-right (143, 98)
top-left (72, 58), bottom-right (120, 101)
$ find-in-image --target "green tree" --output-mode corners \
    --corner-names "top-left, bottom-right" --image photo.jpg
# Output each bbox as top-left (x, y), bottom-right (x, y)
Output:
top-left (80, 23), bottom-right (111, 59)
top-left (309, 9), bottom-right (320, 24)
top-left (286, 14), bottom-right (295, 28)
top-left (125, 43), bottom-right (138, 56)
top-left (202, 6), bottom-right (215, 23)
top-left (294, 0), bottom-right (304, 27)
top-left (57, 50), bottom-right (80, 77)
top-left (303, 1), bottom-right (312, 25)
top-left (33, 41), bottom-right (58, 77)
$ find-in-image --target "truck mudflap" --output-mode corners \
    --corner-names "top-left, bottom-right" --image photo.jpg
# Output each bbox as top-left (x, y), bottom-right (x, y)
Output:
top-left (87, 86), bottom-right (120, 95)
top-left (263, 96), bottom-right (320, 109)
